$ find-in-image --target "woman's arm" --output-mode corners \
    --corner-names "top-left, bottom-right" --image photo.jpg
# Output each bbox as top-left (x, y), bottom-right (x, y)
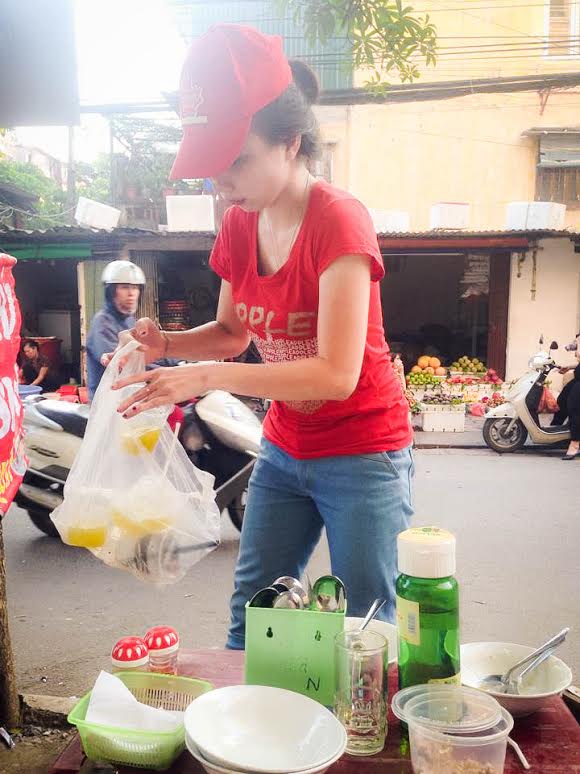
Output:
top-left (201, 254), bottom-right (371, 401)
top-left (31, 366), bottom-right (48, 386)
top-left (115, 255), bottom-right (372, 412)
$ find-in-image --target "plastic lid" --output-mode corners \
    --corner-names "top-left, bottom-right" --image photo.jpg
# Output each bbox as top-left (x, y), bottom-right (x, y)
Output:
top-left (391, 685), bottom-right (502, 735)
top-left (397, 526), bottom-right (456, 578)
top-left (111, 636), bottom-right (149, 668)
top-left (144, 626), bottom-right (180, 655)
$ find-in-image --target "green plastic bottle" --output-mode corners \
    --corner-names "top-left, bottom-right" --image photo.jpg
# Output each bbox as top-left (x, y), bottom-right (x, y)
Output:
top-left (396, 527), bottom-right (460, 689)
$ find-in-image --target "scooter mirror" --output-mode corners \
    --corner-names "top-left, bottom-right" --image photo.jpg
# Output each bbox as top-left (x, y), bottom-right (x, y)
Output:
top-left (550, 341), bottom-right (559, 350)
top-left (539, 334), bottom-right (544, 346)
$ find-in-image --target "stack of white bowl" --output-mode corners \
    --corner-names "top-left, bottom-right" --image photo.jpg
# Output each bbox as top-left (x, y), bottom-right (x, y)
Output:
top-left (184, 685), bottom-right (347, 774)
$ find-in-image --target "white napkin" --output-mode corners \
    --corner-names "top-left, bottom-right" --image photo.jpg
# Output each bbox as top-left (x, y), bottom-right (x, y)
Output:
top-left (86, 671), bottom-right (183, 732)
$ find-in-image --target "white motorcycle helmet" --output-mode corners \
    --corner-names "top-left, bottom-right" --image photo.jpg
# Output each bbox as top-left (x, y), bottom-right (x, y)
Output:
top-left (102, 260), bottom-right (145, 286)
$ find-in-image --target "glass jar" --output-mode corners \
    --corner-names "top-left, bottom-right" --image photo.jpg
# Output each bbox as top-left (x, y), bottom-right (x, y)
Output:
top-left (111, 636), bottom-right (150, 673)
top-left (144, 626), bottom-right (179, 675)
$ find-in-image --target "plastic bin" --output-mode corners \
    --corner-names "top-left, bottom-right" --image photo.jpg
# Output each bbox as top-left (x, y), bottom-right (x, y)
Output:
top-left (75, 196), bottom-right (121, 230)
top-left (245, 603), bottom-right (345, 706)
top-left (166, 195), bottom-right (215, 232)
top-left (421, 406), bottom-right (466, 432)
top-left (68, 671), bottom-right (213, 770)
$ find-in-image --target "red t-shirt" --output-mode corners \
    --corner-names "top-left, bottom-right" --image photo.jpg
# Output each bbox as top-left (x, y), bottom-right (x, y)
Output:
top-left (209, 180), bottom-right (412, 459)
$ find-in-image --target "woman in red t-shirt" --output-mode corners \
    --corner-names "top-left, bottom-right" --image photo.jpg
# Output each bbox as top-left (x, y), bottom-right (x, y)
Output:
top-left (113, 25), bottom-right (414, 648)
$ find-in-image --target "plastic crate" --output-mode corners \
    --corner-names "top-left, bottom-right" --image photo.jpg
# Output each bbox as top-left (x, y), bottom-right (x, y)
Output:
top-left (421, 408), bottom-right (466, 433)
top-left (245, 604), bottom-right (345, 706)
top-left (68, 672), bottom-right (213, 770)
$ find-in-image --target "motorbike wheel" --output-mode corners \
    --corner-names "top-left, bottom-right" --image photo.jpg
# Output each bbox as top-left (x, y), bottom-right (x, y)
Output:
top-left (227, 490), bottom-right (247, 532)
top-left (27, 508), bottom-right (60, 538)
top-left (483, 418), bottom-right (528, 453)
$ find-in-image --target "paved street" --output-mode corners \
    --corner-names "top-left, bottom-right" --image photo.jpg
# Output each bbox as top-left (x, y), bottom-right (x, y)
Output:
top-left (3, 447), bottom-right (579, 699)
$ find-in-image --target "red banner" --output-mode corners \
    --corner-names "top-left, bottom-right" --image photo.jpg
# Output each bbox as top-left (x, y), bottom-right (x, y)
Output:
top-left (0, 254), bottom-right (27, 515)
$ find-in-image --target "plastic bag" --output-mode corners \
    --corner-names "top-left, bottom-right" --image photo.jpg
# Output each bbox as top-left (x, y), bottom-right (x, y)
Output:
top-left (51, 340), bottom-right (220, 584)
top-left (538, 386), bottom-right (559, 414)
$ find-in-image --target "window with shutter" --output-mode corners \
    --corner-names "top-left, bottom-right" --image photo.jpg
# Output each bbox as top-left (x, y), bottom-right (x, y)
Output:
top-left (547, 0), bottom-right (580, 56)
top-left (535, 133), bottom-right (580, 207)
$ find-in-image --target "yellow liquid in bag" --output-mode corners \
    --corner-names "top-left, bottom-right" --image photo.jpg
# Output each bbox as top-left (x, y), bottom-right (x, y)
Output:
top-left (112, 510), bottom-right (172, 537)
top-left (121, 427), bottom-right (161, 455)
top-left (67, 525), bottom-right (107, 548)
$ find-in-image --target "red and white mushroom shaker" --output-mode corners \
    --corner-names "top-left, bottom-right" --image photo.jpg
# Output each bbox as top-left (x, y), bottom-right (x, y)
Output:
top-left (144, 626), bottom-right (180, 674)
top-left (111, 636), bottom-right (150, 673)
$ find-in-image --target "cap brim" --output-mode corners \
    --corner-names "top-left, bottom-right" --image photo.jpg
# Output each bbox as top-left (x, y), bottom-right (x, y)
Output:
top-left (169, 117), bottom-right (251, 180)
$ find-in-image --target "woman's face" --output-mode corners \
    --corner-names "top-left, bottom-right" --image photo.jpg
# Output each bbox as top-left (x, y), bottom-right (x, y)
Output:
top-left (212, 133), bottom-right (298, 212)
top-left (23, 345), bottom-right (37, 360)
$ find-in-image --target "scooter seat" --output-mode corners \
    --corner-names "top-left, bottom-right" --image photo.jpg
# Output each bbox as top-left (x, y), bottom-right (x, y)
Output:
top-left (36, 400), bottom-right (89, 438)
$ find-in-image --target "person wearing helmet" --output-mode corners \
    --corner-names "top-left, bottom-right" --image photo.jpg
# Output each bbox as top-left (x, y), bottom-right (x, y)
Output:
top-left (86, 260), bottom-right (145, 399)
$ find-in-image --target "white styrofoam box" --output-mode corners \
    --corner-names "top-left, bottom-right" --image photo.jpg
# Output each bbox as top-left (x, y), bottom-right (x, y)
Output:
top-left (421, 409), bottom-right (466, 432)
top-left (429, 202), bottom-right (470, 230)
top-left (166, 194), bottom-right (215, 232)
top-left (505, 201), bottom-right (566, 230)
top-left (74, 197), bottom-right (121, 230)
top-left (368, 209), bottom-right (411, 233)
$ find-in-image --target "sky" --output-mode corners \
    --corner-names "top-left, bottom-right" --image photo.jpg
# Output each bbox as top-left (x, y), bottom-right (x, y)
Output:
top-left (14, 0), bottom-right (187, 163)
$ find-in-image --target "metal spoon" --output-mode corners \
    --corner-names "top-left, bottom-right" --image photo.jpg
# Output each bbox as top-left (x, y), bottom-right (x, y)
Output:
top-left (273, 590), bottom-right (304, 609)
top-left (478, 627), bottom-right (569, 693)
top-left (274, 576), bottom-right (310, 607)
top-left (510, 645), bottom-right (557, 695)
top-left (248, 586), bottom-right (279, 608)
top-left (311, 574), bottom-right (346, 613)
top-left (359, 598), bottom-right (387, 631)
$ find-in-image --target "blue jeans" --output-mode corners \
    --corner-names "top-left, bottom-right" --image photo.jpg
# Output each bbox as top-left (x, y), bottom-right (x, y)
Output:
top-left (226, 438), bottom-right (414, 649)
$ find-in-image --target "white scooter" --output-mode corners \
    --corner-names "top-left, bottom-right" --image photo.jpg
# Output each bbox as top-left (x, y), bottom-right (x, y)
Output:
top-left (16, 390), bottom-right (262, 537)
top-left (483, 340), bottom-right (570, 453)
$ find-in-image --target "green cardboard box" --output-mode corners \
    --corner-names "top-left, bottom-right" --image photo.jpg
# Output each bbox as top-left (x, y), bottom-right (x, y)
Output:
top-left (244, 603), bottom-right (345, 706)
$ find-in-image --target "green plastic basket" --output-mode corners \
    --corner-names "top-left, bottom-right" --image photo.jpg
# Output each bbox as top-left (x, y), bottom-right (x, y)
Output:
top-left (68, 671), bottom-right (213, 771)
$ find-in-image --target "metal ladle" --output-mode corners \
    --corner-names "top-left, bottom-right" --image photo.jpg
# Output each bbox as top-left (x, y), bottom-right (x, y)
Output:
top-left (478, 627), bottom-right (569, 694)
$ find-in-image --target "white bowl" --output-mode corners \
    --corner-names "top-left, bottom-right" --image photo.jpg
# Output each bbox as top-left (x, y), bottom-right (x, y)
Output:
top-left (184, 685), bottom-right (347, 773)
top-left (461, 641), bottom-right (573, 717)
top-left (186, 736), bottom-right (345, 774)
top-left (344, 617), bottom-right (398, 664)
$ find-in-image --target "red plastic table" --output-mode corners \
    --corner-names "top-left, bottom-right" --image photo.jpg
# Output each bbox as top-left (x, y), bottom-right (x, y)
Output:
top-left (50, 648), bottom-right (580, 773)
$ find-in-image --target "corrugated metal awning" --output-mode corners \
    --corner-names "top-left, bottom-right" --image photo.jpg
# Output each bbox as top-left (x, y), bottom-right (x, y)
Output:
top-left (523, 127), bottom-right (580, 136)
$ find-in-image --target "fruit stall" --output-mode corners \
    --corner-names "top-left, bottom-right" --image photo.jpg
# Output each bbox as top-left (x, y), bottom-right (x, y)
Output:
top-left (405, 354), bottom-right (509, 432)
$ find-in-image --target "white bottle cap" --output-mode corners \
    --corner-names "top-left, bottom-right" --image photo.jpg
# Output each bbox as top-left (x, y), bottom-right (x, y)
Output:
top-left (397, 527), bottom-right (456, 578)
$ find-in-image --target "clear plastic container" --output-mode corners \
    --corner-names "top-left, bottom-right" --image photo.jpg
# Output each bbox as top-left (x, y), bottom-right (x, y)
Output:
top-left (392, 685), bottom-right (514, 774)
top-left (119, 407), bottom-right (169, 456)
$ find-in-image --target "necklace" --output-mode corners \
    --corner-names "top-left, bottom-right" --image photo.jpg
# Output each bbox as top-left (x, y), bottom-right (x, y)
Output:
top-left (262, 173), bottom-right (312, 272)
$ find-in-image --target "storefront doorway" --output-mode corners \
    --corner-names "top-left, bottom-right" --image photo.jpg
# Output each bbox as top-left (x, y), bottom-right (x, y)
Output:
top-left (13, 258), bottom-right (81, 383)
top-left (382, 251), bottom-right (510, 377)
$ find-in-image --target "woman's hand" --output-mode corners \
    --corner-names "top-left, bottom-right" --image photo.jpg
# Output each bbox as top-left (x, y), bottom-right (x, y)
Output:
top-left (101, 318), bottom-right (168, 368)
top-left (113, 363), bottom-right (209, 416)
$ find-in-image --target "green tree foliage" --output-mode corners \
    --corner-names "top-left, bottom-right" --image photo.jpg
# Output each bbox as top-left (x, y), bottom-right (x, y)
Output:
top-left (279, 0), bottom-right (437, 86)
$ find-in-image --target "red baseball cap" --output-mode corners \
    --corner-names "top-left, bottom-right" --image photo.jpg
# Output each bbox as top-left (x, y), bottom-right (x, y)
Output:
top-left (170, 25), bottom-right (292, 180)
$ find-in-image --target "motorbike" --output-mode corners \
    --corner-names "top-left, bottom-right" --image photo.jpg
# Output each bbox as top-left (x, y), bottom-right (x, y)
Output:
top-left (15, 389), bottom-right (262, 537)
top-left (483, 339), bottom-right (570, 453)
